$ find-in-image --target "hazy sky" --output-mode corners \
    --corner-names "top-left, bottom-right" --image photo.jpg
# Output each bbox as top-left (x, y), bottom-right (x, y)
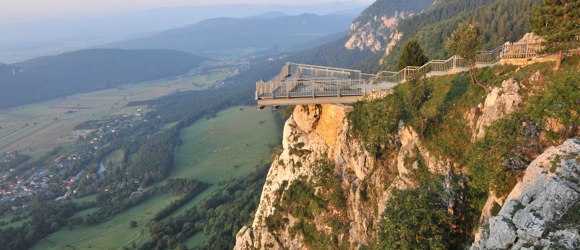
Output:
top-left (0, 0), bottom-right (373, 23)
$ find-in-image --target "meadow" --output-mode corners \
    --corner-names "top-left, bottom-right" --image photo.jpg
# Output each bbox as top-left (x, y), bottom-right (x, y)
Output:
top-left (171, 106), bottom-right (279, 184)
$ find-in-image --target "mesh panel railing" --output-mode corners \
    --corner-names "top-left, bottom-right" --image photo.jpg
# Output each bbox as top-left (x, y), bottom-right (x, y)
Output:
top-left (257, 79), bottom-right (366, 99)
top-left (502, 43), bottom-right (542, 58)
top-left (257, 43), bottom-right (546, 101)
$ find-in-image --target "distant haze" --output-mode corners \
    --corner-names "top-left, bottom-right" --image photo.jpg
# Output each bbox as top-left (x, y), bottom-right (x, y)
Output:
top-left (0, 1), bottom-right (370, 63)
top-left (0, 0), bottom-right (374, 23)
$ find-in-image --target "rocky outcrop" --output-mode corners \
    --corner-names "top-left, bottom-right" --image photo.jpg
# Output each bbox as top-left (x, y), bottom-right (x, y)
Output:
top-left (344, 0), bottom-right (435, 53)
top-left (472, 139), bottom-right (580, 249)
top-left (395, 124), bottom-right (449, 189)
top-left (345, 12), bottom-right (409, 53)
top-left (235, 103), bottom-right (453, 249)
top-left (471, 78), bottom-right (522, 140)
top-left (235, 104), bottom-right (377, 249)
top-left (502, 33), bottom-right (545, 57)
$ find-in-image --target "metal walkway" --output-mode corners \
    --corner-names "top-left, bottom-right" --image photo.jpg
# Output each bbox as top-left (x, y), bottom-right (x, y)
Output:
top-left (256, 43), bottom-right (543, 107)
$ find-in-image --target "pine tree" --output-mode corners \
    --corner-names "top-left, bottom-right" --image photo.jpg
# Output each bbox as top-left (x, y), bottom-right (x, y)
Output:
top-left (529, 0), bottom-right (580, 70)
top-left (445, 22), bottom-right (485, 90)
top-left (397, 39), bottom-right (429, 70)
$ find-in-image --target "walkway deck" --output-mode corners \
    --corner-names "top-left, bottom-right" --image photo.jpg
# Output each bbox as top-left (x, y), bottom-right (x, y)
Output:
top-left (256, 42), bottom-right (544, 107)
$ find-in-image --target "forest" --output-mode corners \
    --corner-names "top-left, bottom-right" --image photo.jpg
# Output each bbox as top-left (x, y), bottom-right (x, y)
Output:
top-left (380, 0), bottom-right (540, 70)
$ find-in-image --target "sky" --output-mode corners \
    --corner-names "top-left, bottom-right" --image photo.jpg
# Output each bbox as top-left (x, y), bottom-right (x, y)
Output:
top-left (0, 0), bottom-right (374, 23)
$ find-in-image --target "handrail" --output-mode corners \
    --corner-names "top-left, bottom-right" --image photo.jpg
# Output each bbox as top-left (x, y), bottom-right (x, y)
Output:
top-left (256, 42), bottom-right (547, 102)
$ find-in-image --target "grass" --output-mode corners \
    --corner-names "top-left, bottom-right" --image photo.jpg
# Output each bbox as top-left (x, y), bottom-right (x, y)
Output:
top-left (170, 106), bottom-right (279, 184)
top-left (185, 232), bottom-right (209, 249)
top-left (102, 149), bottom-right (126, 168)
top-left (0, 216), bottom-right (31, 230)
top-left (72, 195), bottom-right (97, 204)
top-left (161, 122), bottom-right (179, 130)
top-left (32, 192), bottom-right (180, 250)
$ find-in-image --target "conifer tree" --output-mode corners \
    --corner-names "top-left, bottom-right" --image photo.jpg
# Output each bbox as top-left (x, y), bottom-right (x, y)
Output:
top-left (529, 0), bottom-right (580, 70)
top-left (397, 39), bottom-right (429, 71)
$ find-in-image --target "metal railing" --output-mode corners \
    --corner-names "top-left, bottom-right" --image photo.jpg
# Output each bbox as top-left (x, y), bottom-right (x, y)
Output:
top-left (256, 43), bottom-right (545, 102)
top-left (256, 78), bottom-right (366, 100)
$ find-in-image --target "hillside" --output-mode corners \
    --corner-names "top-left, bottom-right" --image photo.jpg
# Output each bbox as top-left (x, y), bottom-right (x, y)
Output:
top-left (234, 55), bottom-right (579, 249)
top-left (277, 0), bottom-right (537, 73)
top-left (345, 0), bottom-right (435, 52)
top-left (0, 49), bottom-right (207, 109)
top-left (105, 13), bottom-right (358, 59)
top-left (379, 0), bottom-right (540, 70)
top-left (284, 0), bottom-right (436, 73)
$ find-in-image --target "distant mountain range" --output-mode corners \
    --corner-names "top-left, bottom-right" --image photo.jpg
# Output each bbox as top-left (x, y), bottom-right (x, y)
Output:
top-left (104, 13), bottom-right (358, 59)
top-left (0, 49), bottom-right (207, 109)
top-left (0, 3), bottom-right (366, 63)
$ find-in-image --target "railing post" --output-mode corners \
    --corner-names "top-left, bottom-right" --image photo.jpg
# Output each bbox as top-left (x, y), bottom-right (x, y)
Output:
top-left (453, 56), bottom-right (457, 69)
top-left (525, 44), bottom-right (529, 58)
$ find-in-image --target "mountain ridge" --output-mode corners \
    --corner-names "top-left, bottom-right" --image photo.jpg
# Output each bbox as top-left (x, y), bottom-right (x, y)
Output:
top-left (0, 49), bottom-right (207, 109)
top-left (104, 13), bottom-right (358, 59)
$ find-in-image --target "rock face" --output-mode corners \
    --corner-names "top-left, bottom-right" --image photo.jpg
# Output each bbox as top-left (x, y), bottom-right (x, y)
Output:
top-left (235, 104), bottom-right (378, 249)
top-left (472, 78), bottom-right (522, 140)
top-left (472, 139), bottom-right (580, 249)
top-left (345, 12), bottom-right (410, 52)
top-left (235, 103), bottom-right (452, 249)
top-left (344, 0), bottom-right (434, 53)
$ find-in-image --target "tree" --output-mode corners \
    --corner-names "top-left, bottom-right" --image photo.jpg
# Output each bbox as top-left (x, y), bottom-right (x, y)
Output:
top-left (403, 78), bottom-right (431, 134)
top-left (445, 22), bottom-right (485, 90)
top-left (529, 0), bottom-right (580, 70)
top-left (397, 39), bottom-right (429, 71)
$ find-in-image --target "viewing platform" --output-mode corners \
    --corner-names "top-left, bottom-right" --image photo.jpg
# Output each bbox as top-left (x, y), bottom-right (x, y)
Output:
top-left (256, 42), bottom-right (545, 107)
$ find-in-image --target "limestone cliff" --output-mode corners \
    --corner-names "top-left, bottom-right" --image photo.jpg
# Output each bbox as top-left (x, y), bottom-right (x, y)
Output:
top-left (344, 0), bottom-right (434, 53)
top-left (235, 104), bottom-right (377, 249)
top-left (472, 139), bottom-right (580, 249)
top-left (345, 12), bottom-right (408, 53)
top-left (235, 103), bottom-right (453, 249)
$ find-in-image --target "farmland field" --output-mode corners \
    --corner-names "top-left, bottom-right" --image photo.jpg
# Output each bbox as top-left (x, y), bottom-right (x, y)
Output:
top-left (171, 106), bottom-right (279, 184)
top-left (32, 192), bottom-right (179, 250)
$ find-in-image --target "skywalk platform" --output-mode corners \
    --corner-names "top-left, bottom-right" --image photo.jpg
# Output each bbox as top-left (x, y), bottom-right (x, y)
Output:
top-left (256, 42), bottom-right (544, 107)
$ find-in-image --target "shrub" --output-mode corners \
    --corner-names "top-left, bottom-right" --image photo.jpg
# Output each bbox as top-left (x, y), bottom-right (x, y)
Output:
top-left (348, 94), bottom-right (403, 155)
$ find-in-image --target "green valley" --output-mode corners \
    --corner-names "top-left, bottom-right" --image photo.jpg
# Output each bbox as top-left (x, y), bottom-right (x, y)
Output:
top-left (26, 106), bottom-right (279, 250)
